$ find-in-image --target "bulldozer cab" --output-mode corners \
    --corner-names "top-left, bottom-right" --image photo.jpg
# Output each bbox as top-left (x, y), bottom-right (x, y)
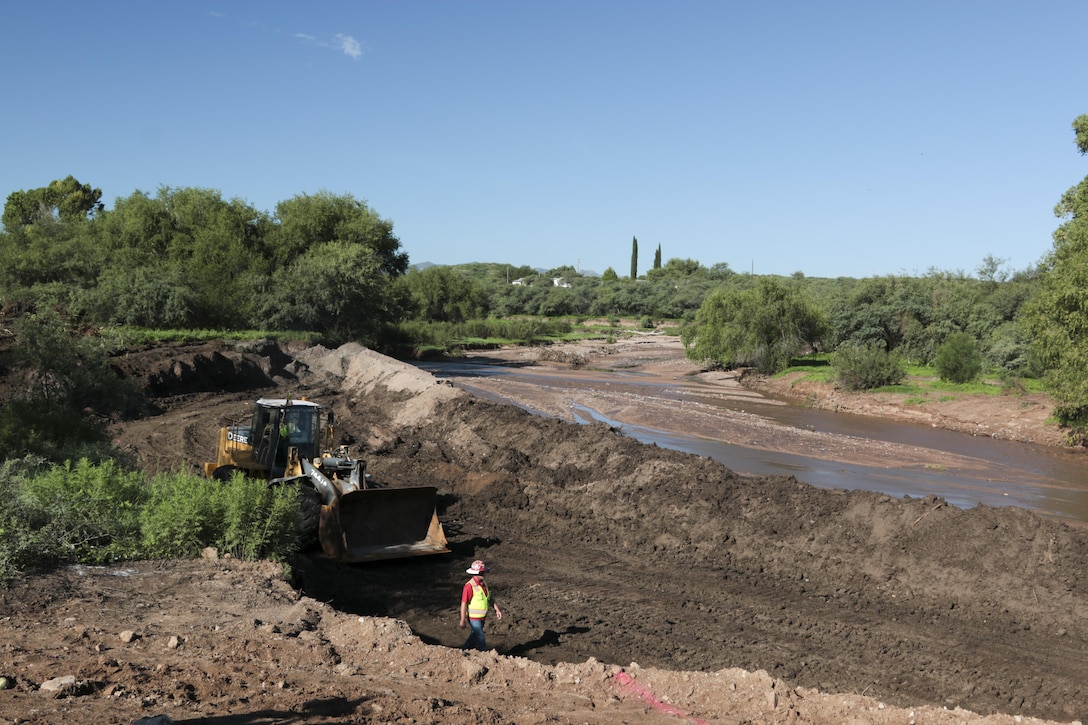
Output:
top-left (251, 400), bottom-right (322, 474)
top-left (205, 398), bottom-right (330, 480)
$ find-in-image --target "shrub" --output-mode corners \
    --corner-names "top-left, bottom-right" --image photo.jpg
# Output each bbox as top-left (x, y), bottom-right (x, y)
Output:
top-left (934, 332), bottom-right (982, 384)
top-left (139, 472), bottom-right (223, 558)
top-left (833, 345), bottom-right (906, 391)
top-left (0, 456), bottom-right (54, 581)
top-left (396, 317), bottom-right (576, 349)
top-left (140, 470), bottom-right (298, 561)
top-left (215, 473), bottom-right (299, 561)
top-left (11, 458), bottom-right (148, 566)
top-left (0, 401), bottom-right (119, 462)
top-left (13, 310), bottom-right (145, 418)
top-left (0, 461), bottom-right (301, 583)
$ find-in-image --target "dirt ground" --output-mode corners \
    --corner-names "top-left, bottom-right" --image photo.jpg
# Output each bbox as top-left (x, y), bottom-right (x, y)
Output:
top-left (2, 336), bottom-right (1087, 725)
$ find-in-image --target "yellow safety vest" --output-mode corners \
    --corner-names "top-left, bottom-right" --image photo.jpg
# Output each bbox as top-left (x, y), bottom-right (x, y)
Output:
top-left (467, 579), bottom-right (490, 619)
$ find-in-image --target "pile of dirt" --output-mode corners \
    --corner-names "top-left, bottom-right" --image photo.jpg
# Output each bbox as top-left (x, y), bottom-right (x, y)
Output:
top-left (2, 338), bottom-right (1087, 724)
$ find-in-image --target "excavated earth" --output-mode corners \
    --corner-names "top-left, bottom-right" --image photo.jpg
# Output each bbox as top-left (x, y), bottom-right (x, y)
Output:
top-left (1, 337), bottom-right (1087, 725)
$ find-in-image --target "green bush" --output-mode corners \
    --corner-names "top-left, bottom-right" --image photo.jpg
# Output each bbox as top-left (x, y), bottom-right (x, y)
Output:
top-left (13, 310), bottom-right (144, 418)
top-left (140, 470), bottom-right (298, 561)
top-left (0, 401), bottom-right (118, 462)
top-left (934, 332), bottom-right (983, 384)
top-left (396, 317), bottom-right (576, 350)
top-left (12, 458), bottom-right (148, 566)
top-left (215, 474), bottom-right (299, 561)
top-left (0, 456), bottom-right (54, 581)
top-left (0, 461), bottom-right (301, 583)
top-left (832, 345), bottom-right (907, 391)
top-left (139, 472), bottom-right (223, 558)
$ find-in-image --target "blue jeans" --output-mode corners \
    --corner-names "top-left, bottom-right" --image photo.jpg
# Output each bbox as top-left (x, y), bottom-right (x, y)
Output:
top-left (462, 618), bottom-right (486, 651)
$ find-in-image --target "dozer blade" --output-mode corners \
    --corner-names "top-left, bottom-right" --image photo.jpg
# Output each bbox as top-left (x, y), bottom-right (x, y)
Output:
top-left (318, 486), bottom-right (449, 563)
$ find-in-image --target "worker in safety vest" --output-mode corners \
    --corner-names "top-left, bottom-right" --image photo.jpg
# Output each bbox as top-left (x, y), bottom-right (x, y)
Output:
top-left (459, 559), bottom-right (502, 651)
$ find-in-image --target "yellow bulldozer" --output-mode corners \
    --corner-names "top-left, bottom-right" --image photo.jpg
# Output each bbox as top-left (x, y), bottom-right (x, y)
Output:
top-left (204, 397), bottom-right (448, 563)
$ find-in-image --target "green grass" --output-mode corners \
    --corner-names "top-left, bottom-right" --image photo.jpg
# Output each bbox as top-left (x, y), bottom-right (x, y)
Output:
top-left (776, 355), bottom-right (1045, 398)
top-left (103, 327), bottom-right (325, 347)
top-left (776, 355), bottom-right (835, 383)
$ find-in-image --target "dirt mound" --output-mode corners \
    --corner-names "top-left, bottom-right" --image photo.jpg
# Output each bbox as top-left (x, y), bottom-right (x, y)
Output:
top-left (109, 341), bottom-right (283, 397)
top-left (3, 340), bottom-right (1086, 723)
top-left (295, 342), bottom-right (461, 428)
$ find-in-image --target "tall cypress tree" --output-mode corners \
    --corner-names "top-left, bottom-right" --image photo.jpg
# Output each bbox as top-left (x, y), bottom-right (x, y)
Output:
top-left (630, 236), bottom-right (638, 279)
top-left (654, 244), bottom-right (662, 269)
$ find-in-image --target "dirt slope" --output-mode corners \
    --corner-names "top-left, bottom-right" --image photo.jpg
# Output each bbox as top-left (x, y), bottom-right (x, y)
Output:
top-left (2, 339), bottom-right (1087, 724)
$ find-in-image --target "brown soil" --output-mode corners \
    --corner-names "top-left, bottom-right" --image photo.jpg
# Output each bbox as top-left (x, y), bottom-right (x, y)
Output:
top-left (2, 337), bottom-right (1087, 725)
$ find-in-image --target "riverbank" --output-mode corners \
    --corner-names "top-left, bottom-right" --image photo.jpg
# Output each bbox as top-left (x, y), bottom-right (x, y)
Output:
top-left (446, 334), bottom-right (1073, 468)
top-left (745, 367), bottom-right (1066, 448)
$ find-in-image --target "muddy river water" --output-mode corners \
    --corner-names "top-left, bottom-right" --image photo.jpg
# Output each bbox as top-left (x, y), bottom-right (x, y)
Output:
top-left (417, 358), bottom-right (1088, 527)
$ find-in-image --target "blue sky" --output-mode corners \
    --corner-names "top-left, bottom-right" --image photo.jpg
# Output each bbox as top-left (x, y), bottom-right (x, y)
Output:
top-left (2, 2), bottom-right (1085, 279)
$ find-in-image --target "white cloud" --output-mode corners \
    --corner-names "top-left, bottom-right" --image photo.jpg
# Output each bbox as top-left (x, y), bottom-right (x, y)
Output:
top-left (218, 12), bottom-right (362, 62)
top-left (335, 33), bottom-right (362, 60)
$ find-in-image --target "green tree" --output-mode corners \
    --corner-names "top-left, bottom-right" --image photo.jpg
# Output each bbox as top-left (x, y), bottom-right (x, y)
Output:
top-left (933, 332), bottom-right (983, 384)
top-left (977, 254), bottom-right (1009, 292)
top-left (601, 267), bottom-right (618, 282)
top-left (2, 175), bottom-right (103, 232)
top-left (630, 236), bottom-right (638, 280)
top-left (647, 258), bottom-right (703, 281)
top-left (270, 191), bottom-right (407, 275)
top-left (257, 240), bottom-right (406, 344)
top-left (653, 244), bottom-right (662, 270)
top-left (80, 263), bottom-right (200, 328)
top-left (833, 344), bottom-right (906, 391)
top-left (403, 266), bottom-right (487, 323)
top-left (11, 309), bottom-right (142, 417)
top-left (708, 262), bottom-right (734, 281)
top-left (0, 177), bottom-right (106, 296)
top-left (682, 277), bottom-right (827, 374)
top-left (1023, 114), bottom-right (1088, 431)
top-left (827, 276), bottom-right (904, 352)
top-left (88, 187), bottom-right (270, 328)
top-left (258, 191), bottom-right (410, 338)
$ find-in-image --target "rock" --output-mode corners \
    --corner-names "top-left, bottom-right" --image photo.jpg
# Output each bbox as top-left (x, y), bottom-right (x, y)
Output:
top-left (40, 675), bottom-right (77, 694)
top-left (119, 630), bottom-right (138, 643)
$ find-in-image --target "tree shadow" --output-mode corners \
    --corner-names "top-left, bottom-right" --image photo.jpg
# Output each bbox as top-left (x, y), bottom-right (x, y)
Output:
top-left (174, 695), bottom-right (367, 723)
top-left (503, 626), bottom-right (590, 658)
top-left (446, 535), bottom-right (502, 557)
